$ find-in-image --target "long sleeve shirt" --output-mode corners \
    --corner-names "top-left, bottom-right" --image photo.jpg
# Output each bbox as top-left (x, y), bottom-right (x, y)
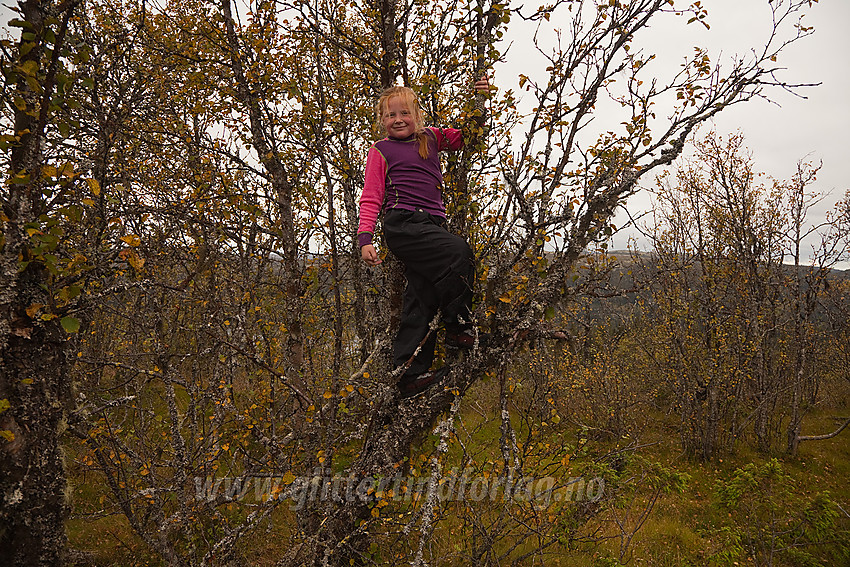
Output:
top-left (357, 127), bottom-right (464, 247)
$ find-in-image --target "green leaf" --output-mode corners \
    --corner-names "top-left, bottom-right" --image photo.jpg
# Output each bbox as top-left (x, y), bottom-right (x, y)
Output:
top-left (10, 172), bottom-right (31, 185)
top-left (8, 19), bottom-right (31, 29)
top-left (19, 59), bottom-right (38, 77)
top-left (60, 316), bottom-right (80, 333)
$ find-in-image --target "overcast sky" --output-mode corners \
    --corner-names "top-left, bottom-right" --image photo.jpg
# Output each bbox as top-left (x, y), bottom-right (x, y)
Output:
top-left (607, 0), bottom-right (849, 260)
top-left (690, 0), bottom-right (849, 194)
top-left (2, 0), bottom-right (847, 263)
top-left (494, 0), bottom-right (848, 265)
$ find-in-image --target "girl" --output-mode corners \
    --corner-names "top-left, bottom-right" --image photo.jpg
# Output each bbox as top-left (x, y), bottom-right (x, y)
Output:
top-left (358, 78), bottom-right (491, 398)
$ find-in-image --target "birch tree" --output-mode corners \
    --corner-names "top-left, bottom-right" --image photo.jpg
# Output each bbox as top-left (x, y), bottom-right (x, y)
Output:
top-left (0, 0), bottom-right (821, 565)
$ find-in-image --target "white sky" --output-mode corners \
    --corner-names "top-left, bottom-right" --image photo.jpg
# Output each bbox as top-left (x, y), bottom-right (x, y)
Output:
top-left (2, 0), bottom-right (847, 263)
top-left (689, 0), bottom-right (849, 197)
top-left (600, 0), bottom-right (849, 261)
top-left (495, 0), bottom-right (848, 266)
top-left (485, 0), bottom-right (849, 266)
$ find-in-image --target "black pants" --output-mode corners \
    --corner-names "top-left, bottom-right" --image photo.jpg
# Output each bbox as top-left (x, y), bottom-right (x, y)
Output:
top-left (383, 208), bottom-right (474, 378)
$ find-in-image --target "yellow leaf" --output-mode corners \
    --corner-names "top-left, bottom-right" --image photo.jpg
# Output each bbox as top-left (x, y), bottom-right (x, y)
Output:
top-left (127, 251), bottom-right (145, 271)
top-left (120, 234), bottom-right (140, 247)
top-left (26, 303), bottom-right (43, 318)
top-left (86, 178), bottom-right (101, 196)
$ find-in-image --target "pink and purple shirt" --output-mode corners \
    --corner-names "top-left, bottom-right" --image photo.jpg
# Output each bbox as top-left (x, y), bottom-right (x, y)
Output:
top-left (357, 127), bottom-right (464, 247)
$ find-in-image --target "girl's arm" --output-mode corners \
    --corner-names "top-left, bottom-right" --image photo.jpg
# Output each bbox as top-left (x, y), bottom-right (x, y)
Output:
top-left (445, 76), bottom-right (493, 149)
top-left (357, 146), bottom-right (387, 251)
top-left (435, 76), bottom-right (494, 152)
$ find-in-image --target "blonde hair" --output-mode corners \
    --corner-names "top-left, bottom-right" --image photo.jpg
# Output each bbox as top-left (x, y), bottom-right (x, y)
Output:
top-left (376, 86), bottom-right (431, 159)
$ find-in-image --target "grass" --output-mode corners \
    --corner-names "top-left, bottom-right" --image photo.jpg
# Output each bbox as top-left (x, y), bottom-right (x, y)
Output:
top-left (579, 405), bottom-right (850, 567)
top-left (65, 451), bottom-right (163, 566)
top-left (64, 387), bottom-right (850, 566)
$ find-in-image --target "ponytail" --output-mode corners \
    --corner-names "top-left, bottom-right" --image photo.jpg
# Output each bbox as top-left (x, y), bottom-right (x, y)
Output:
top-left (416, 132), bottom-right (430, 159)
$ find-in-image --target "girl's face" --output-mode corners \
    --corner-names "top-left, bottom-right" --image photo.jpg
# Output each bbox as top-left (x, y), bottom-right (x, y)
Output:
top-left (381, 96), bottom-right (416, 139)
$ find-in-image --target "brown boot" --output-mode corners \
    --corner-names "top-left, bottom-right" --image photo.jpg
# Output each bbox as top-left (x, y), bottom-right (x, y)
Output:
top-left (398, 366), bottom-right (450, 398)
top-left (445, 326), bottom-right (490, 349)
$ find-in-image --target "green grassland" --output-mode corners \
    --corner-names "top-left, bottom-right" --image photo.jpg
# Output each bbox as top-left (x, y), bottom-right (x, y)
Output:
top-left (65, 378), bottom-right (850, 566)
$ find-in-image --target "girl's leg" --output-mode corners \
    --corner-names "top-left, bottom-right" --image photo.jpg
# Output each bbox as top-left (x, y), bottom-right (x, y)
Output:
top-left (384, 209), bottom-right (474, 376)
top-left (393, 268), bottom-right (439, 376)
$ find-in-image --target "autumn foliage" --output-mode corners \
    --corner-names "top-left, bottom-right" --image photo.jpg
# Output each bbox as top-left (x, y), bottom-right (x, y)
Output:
top-left (1, 0), bottom-right (847, 566)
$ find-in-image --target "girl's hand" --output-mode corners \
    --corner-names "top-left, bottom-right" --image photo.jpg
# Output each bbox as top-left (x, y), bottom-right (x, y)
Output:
top-left (474, 76), bottom-right (494, 93)
top-left (361, 244), bottom-right (382, 266)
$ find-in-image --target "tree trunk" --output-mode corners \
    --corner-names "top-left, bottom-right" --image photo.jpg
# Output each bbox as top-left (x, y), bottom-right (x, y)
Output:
top-left (220, 0), bottom-right (304, 376)
top-left (0, 274), bottom-right (72, 566)
top-left (791, 416), bottom-right (850, 456)
top-left (1, 1), bottom-right (78, 563)
top-left (297, 364), bottom-right (487, 566)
